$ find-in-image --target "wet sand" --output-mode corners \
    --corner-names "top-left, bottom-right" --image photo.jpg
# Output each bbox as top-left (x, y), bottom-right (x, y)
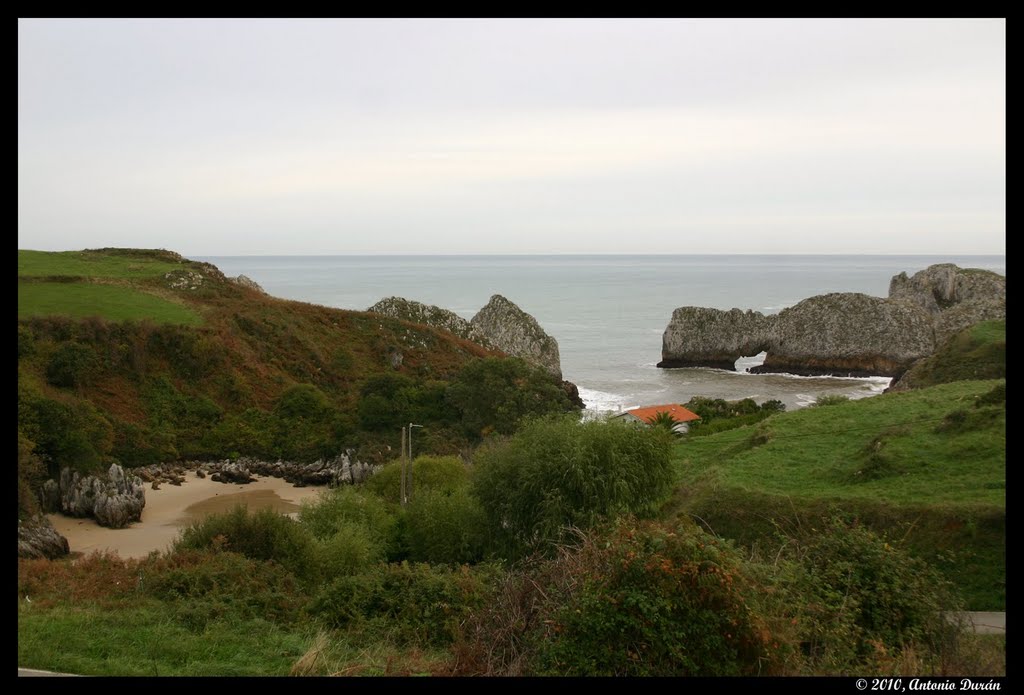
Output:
top-left (47, 472), bottom-right (326, 559)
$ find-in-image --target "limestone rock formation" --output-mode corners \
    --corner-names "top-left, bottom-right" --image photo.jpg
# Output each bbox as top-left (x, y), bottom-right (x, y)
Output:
top-left (368, 294), bottom-right (564, 379)
top-left (230, 274), bottom-right (267, 294)
top-left (933, 298), bottom-right (1006, 345)
top-left (139, 453), bottom-right (381, 489)
top-left (471, 295), bottom-right (562, 379)
top-left (659, 263), bottom-right (1004, 379)
top-left (889, 264), bottom-right (1006, 314)
top-left (18, 515), bottom-right (70, 559)
top-left (658, 308), bottom-right (771, 370)
top-left (751, 293), bottom-right (935, 377)
top-left (52, 464), bottom-right (146, 529)
top-left (368, 297), bottom-right (484, 345)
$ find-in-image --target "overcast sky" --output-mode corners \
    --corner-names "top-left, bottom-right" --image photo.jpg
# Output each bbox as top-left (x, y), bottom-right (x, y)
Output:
top-left (18, 18), bottom-right (1005, 255)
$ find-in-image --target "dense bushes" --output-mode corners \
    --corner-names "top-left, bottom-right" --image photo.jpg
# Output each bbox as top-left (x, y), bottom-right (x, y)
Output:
top-left (454, 520), bottom-right (774, 676)
top-left (536, 521), bottom-right (772, 676)
top-left (175, 507), bottom-right (320, 583)
top-left (45, 342), bottom-right (99, 388)
top-left (309, 562), bottom-right (495, 646)
top-left (363, 455), bottom-right (469, 505)
top-left (685, 396), bottom-right (785, 436)
top-left (19, 384), bottom-right (114, 475)
top-left (145, 549), bottom-right (306, 627)
top-left (445, 358), bottom-right (576, 439)
top-left (472, 416), bottom-right (674, 557)
top-left (18, 434), bottom-right (46, 518)
top-left (783, 518), bottom-right (962, 672)
top-left (299, 487), bottom-right (399, 559)
top-left (454, 517), bottom-right (967, 676)
top-left (405, 489), bottom-right (489, 565)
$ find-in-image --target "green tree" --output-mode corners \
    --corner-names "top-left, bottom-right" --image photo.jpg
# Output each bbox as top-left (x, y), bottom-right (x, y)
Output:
top-left (446, 357), bottom-right (575, 439)
top-left (472, 416), bottom-right (674, 557)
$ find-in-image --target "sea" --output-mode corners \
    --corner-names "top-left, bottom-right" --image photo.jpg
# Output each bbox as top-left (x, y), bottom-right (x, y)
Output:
top-left (198, 255), bottom-right (1005, 415)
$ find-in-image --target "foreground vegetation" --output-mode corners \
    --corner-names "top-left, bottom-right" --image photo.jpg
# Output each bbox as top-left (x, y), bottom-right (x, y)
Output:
top-left (17, 248), bottom-right (1004, 676)
top-left (19, 413), bottom-right (1005, 676)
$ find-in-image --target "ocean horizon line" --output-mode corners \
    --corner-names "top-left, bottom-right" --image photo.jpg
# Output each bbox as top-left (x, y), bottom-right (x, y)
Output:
top-left (195, 252), bottom-right (1007, 259)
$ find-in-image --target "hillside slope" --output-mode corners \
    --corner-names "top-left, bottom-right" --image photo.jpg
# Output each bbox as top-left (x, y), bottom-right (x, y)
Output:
top-left (17, 249), bottom-right (576, 506)
top-left (666, 379), bottom-right (1006, 609)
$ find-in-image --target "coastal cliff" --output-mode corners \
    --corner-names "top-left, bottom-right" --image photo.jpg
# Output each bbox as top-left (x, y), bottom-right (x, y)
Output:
top-left (658, 308), bottom-right (770, 370)
top-left (470, 295), bottom-right (562, 379)
top-left (659, 264), bottom-right (1004, 379)
top-left (752, 293), bottom-right (935, 377)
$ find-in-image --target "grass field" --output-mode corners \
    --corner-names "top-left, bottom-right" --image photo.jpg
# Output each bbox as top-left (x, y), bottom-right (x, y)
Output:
top-left (18, 282), bottom-right (202, 325)
top-left (17, 603), bottom-right (311, 676)
top-left (675, 380), bottom-right (1004, 506)
top-left (18, 249), bottom-right (186, 279)
top-left (668, 379), bottom-right (1006, 609)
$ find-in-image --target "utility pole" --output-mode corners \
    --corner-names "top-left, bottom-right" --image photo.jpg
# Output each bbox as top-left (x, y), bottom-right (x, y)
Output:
top-left (408, 423), bottom-right (423, 504)
top-left (400, 425), bottom-right (407, 507)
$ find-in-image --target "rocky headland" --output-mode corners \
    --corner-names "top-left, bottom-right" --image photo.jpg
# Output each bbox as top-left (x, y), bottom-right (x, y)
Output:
top-left (369, 293), bottom-right (564, 380)
top-left (658, 264), bottom-right (1005, 378)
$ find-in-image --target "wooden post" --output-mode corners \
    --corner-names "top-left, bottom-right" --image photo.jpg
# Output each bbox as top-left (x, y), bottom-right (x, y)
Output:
top-left (400, 426), bottom-right (407, 507)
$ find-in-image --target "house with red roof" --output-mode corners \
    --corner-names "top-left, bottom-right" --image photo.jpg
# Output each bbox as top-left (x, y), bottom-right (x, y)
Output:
top-left (617, 403), bottom-right (701, 434)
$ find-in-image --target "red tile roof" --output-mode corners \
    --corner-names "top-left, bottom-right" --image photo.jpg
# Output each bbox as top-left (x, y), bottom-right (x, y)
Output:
top-left (625, 404), bottom-right (701, 423)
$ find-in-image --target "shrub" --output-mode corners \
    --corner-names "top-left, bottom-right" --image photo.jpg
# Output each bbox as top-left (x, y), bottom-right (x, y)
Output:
top-left (364, 455), bottom-right (469, 505)
top-left (445, 357), bottom-right (575, 439)
top-left (472, 416), bottom-right (674, 557)
top-left (405, 488), bottom-right (489, 565)
top-left (454, 520), bottom-right (773, 676)
top-left (18, 325), bottom-right (36, 359)
top-left (299, 487), bottom-right (397, 543)
top-left (784, 517), bottom-right (962, 672)
top-left (174, 506), bottom-right (320, 583)
top-left (274, 383), bottom-right (331, 420)
top-left (308, 561), bottom-right (495, 646)
top-left (18, 434), bottom-right (48, 519)
top-left (318, 522), bottom-right (382, 578)
top-left (811, 394), bottom-right (850, 407)
top-left (21, 394), bottom-right (114, 475)
top-left (975, 382), bottom-right (1005, 407)
top-left (144, 549), bottom-right (305, 626)
top-left (45, 341), bottom-right (99, 388)
top-left (537, 522), bottom-right (772, 676)
top-left (18, 551), bottom-right (142, 608)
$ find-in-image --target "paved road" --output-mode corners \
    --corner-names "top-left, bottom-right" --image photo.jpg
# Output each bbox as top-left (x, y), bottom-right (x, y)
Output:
top-left (959, 611), bottom-right (1006, 635)
top-left (18, 668), bottom-right (79, 677)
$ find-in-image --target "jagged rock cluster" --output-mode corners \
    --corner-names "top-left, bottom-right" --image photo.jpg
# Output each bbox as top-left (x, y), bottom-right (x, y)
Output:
top-left (18, 515), bottom-right (70, 559)
top-left (659, 264), bottom-right (1005, 379)
top-left (134, 453), bottom-right (379, 489)
top-left (40, 464), bottom-right (146, 529)
top-left (889, 264), bottom-right (1005, 344)
top-left (368, 294), bottom-right (563, 379)
top-left (368, 297), bottom-right (486, 345)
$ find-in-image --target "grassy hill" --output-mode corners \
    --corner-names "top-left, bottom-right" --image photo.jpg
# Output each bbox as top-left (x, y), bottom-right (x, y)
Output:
top-left (17, 249), bottom-right (576, 504)
top-left (892, 320), bottom-right (1005, 390)
top-left (664, 379), bottom-right (1006, 609)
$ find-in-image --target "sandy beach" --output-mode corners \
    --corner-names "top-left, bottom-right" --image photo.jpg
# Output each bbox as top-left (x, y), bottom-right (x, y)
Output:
top-left (48, 472), bottom-right (326, 559)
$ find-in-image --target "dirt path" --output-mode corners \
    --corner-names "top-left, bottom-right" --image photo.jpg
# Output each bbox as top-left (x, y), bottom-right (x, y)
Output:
top-left (47, 472), bottom-right (325, 559)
